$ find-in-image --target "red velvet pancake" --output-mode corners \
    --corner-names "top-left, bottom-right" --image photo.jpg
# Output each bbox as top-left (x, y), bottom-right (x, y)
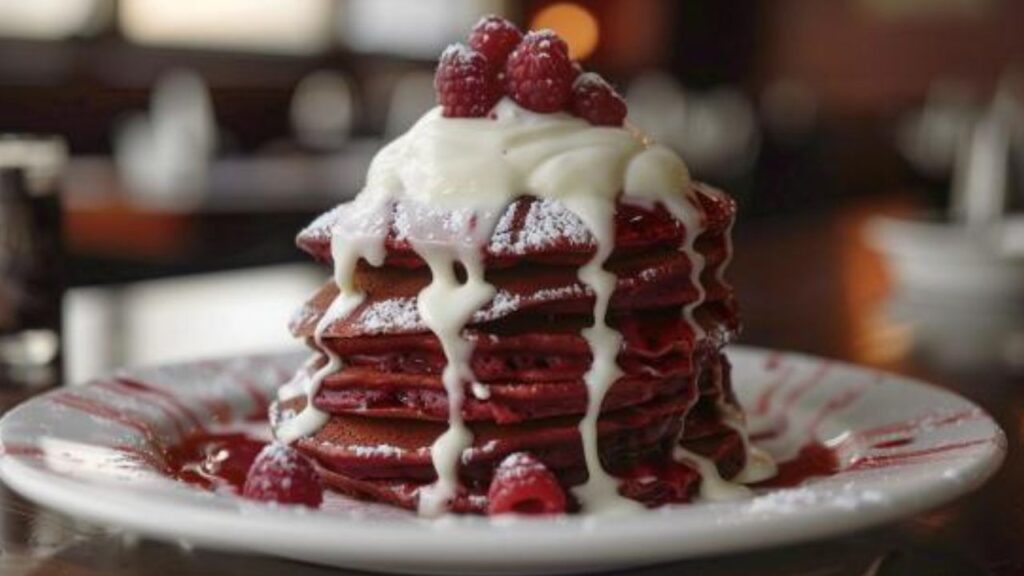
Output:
top-left (275, 349), bottom-right (746, 512)
top-left (281, 391), bottom-right (745, 514)
top-left (297, 183), bottom-right (736, 270)
top-left (275, 183), bottom-right (754, 514)
top-left (310, 426), bottom-right (743, 514)
top-left (289, 244), bottom-right (736, 339)
top-left (288, 305), bottom-right (735, 422)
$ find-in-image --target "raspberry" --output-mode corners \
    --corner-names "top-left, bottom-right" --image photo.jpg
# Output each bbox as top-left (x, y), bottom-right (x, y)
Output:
top-left (505, 30), bottom-right (577, 113)
top-left (487, 452), bottom-right (566, 515)
top-left (242, 443), bottom-right (323, 507)
top-left (434, 43), bottom-right (502, 118)
top-left (468, 15), bottom-right (522, 71)
top-left (570, 72), bottom-right (628, 126)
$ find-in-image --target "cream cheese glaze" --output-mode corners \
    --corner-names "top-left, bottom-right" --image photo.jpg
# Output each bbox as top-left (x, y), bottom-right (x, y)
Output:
top-left (275, 97), bottom-right (774, 514)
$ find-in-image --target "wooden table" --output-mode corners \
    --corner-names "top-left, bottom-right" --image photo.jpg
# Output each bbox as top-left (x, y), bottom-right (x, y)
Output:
top-left (1, 200), bottom-right (1021, 575)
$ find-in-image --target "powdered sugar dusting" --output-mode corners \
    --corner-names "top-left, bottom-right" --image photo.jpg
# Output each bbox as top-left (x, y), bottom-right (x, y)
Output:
top-left (530, 29), bottom-right (560, 47)
top-left (440, 43), bottom-right (481, 69)
top-left (306, 197), bottom-right (600, 261)
top-left (573, 72), bottom-right (612, 91)
top-left (351, 444), bottom-right (407, 459)
top-left (489, 199), bottom-right (594, 256)
top-left (393, 201), bottom-right (484, 247)
top-left (303, 201), bottom-right (391, 248)
top-left (355, 298), bottom-right (421, 334)
top-left (479, 291), bottom-right (522, 321)
top-left (476, 17), bottom-right (502, 32)
top-left (349, 284), bottom-right (590, 333)
top-left (460, 439), bottom-right (499, 465)
top-left (253, 442), bottom-right (308, 475)
top-left (289, 300), bottom-right (321, 333)
top-left (496, 452), bottom-right (548, 479)
top-left (299, 205), bottom-right (345, 247)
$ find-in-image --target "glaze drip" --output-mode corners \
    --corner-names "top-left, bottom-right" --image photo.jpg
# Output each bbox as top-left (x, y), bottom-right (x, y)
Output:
top-left (566, 198), bottom-right (641, 514)
top-left (276, 226), bottom-right (385, 445)
top-left (414, 245), bottom-right (495, 516)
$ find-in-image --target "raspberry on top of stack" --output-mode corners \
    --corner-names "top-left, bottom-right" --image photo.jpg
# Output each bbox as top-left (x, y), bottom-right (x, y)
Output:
top-left (437, 16), bottom-right (626, 124)
top-left (271, 16), bottom-right (776, 517)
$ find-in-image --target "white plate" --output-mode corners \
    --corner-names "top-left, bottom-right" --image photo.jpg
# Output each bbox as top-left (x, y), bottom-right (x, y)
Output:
top-left (0, 347), bottom-right (1005, 575)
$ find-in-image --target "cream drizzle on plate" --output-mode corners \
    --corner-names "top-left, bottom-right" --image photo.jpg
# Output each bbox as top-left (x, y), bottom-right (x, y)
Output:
top-left (276, 98), bottom-right (774, 514)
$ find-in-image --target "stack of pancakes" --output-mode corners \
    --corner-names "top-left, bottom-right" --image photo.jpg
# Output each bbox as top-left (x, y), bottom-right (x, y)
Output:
top-left (275, 183), bottom-right (747, 513)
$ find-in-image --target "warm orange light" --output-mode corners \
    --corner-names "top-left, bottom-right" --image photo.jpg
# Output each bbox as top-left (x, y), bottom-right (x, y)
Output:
top-left (530, 3), bottom-right (599, 61)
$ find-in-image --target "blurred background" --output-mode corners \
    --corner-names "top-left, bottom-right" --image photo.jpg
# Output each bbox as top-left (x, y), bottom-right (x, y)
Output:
top-left (0, 0), bottom-right (1022, 386)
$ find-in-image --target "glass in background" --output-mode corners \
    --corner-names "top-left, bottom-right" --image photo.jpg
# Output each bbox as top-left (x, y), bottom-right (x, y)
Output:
top-left (0, 137), bottom-right (66, 387)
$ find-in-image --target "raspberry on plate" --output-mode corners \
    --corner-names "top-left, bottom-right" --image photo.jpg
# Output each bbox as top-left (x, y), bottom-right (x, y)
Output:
top-left (468, 15), bottom-right (523, 72)
top-left (487, 452), bottom-right (567, 515)
top-left (435, 43), bottom-right (502, 118)
top-left (505, 30), bottom-right (577, 113)
top-left (242, 442), bottom-right (323, 507)
top-left (570, 72), bottom-right (628, 127)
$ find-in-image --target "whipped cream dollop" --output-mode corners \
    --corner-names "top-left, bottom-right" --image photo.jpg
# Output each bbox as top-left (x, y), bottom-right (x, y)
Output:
top-left (277, 97), bottom-right (773, 514)
top-left (363, 98), bottom-right (690, 214)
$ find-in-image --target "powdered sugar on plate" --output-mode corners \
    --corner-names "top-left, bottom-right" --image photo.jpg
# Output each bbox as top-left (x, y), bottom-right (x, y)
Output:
top-left (745, 484), bottom-right (887, 516)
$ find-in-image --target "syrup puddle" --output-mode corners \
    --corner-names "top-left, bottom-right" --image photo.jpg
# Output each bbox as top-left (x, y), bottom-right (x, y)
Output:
top-left (165, 426), bottom-right (270, 493)
top-left (754, 442), bottom-right (840, 489)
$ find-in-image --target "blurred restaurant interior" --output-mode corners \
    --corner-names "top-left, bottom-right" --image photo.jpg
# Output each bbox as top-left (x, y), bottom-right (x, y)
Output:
top-left (2, 1), bottom-right (1024, 574)
top-left (0, 0), bottom-right (1021, 386)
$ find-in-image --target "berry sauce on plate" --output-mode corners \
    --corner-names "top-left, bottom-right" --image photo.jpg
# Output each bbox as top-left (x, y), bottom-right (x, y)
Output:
top-left (166, 431), bottom-right (266, 493)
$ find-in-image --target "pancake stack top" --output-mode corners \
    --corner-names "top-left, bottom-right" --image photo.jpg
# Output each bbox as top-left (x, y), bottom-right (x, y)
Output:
top-left (272, 19), bottom-right (776, 516)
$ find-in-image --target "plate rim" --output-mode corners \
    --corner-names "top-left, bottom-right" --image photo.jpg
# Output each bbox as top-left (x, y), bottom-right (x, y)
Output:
top-left (0, 346), bottom-right (1007, 573)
